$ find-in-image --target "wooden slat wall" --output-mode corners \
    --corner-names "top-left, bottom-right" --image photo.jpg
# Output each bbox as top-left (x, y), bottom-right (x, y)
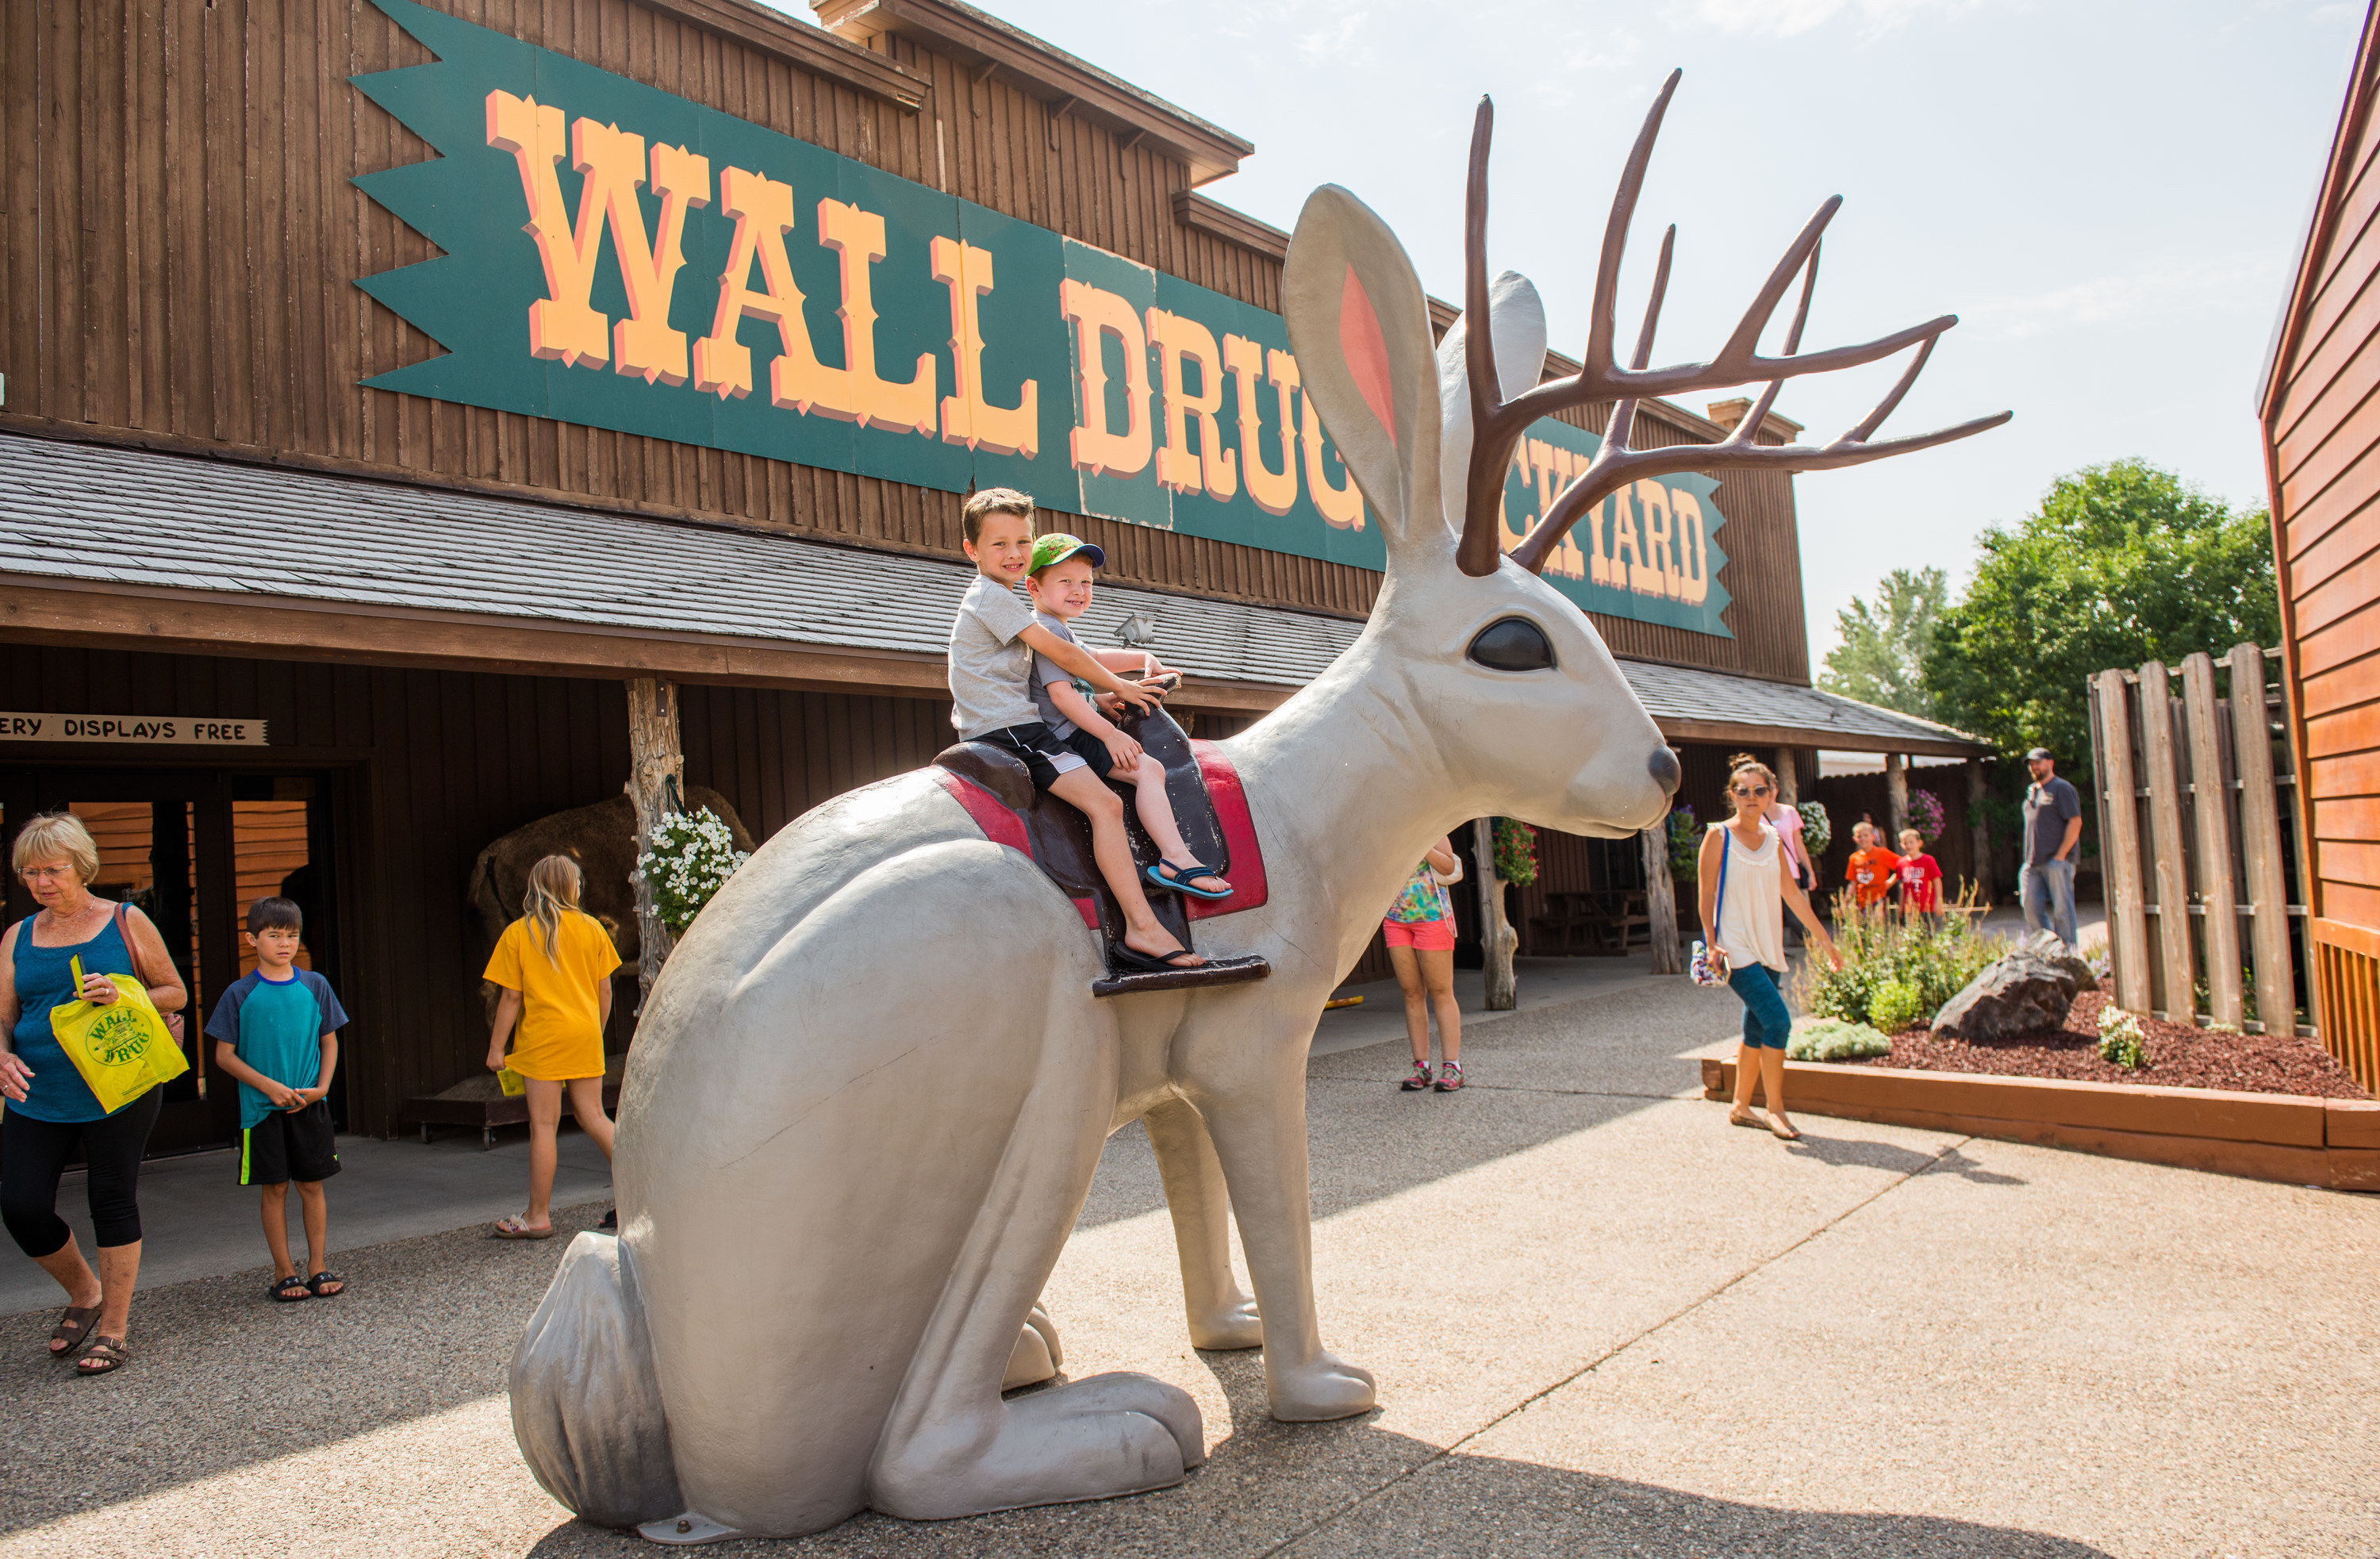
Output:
top-left (2263, 10), bottom-right (2380, 1086)
top-left (0, 0), bottom-right (1813, 684)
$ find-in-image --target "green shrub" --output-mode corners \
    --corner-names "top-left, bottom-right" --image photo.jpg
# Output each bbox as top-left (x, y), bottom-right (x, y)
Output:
top-left (1868, 978), bottom-right (1925, 1034)
top-left (1667, 806), bottom-right (1701, 881)
top-left (1787, 1017), bottom-right (1894, 1061)
top-left (1793, 885), bottom-right (2006, 1031)
top-left (2098, 1008), bottom-right (2146, 1069)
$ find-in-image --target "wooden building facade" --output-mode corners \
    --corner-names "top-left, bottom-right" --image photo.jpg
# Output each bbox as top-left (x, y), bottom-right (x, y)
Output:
top-left (2259, 0), bottom-right (2380, 1090)
top-left (2, 0), bottom-right (1980, 1143)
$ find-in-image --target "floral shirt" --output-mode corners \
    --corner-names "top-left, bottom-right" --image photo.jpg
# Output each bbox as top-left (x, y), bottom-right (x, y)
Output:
top-left (1385, 858), bottom-right (1453, 923)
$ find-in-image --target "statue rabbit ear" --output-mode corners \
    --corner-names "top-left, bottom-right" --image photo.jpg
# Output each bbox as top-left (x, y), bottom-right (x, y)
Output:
top-left (1437, 271), bottom-right (1546, 551)
top-left (1281, 184), bottom-right (1445, 566)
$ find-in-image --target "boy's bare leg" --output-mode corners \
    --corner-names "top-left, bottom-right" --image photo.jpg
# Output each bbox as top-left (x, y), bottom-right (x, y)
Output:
top-left (294, 1180), bottom-right (336, 1288)
top-left (1127, 756), bottom-right (1227, 894)
top-left (1047, 768), bottom-right (1203, 965)
top-left (522, 1079), bottom-right (563, 1229)
top-left (566, 1076), bottom-right (615, 1159)
top-left (259, 1181), bottom-right (298, 1280)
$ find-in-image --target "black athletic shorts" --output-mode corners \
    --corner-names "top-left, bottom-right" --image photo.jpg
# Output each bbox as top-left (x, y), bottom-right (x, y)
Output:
top-left (239, 1100), bottom-right (341, 1186)
top-left (972, 722), bottom-right (1110, 792)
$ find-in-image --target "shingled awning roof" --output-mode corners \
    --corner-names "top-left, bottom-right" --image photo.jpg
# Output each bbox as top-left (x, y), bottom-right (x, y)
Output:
top-left (0, 432), bottom-right (1985, 754)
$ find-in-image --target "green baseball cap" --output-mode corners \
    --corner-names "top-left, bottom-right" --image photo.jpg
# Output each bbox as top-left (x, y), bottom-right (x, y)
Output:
top-left (1029, 532), bottom-right (1106, 574)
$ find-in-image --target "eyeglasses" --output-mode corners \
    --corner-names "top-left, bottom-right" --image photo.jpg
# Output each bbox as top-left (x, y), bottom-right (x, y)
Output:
top-left (1731, 785), bottom-right (1772, 799)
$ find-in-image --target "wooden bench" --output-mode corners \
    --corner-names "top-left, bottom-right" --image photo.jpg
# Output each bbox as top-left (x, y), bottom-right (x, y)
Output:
top-left (405, 1053), bottom-right (627, 1148)
top-left (1530, 890), bottom-right (1650, 956)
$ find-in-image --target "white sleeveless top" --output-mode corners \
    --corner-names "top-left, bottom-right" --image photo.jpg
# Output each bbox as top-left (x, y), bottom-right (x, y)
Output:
top-left (1713, 820), bottom-right (1785, 974)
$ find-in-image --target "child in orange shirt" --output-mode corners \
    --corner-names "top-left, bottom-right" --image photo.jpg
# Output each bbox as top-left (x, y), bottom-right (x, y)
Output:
top-left (1844, 821), bottom-right (1901, 909)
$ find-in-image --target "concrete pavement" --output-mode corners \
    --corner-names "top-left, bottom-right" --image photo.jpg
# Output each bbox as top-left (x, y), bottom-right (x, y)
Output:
top-left (2, 958), bottom-right (2372, 1557)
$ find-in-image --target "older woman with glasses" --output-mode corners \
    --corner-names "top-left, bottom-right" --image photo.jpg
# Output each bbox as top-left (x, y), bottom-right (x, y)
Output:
top-left (1697, 755), bottom-right (1839, 1142)
top-left (1, 811), bottom-right (187, 1375)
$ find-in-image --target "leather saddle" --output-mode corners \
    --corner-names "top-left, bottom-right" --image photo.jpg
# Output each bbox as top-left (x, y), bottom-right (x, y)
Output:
top-left (933, 708), bottom-right (1271, 997)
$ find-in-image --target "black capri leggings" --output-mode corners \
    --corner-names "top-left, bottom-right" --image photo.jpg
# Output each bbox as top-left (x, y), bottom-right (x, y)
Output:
top-left (1, 1087), bottom-right (162, 1257)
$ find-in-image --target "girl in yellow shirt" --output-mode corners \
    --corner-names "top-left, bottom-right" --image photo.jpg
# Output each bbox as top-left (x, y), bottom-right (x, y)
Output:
top-left (485, 855), bottom-right (622, 1238)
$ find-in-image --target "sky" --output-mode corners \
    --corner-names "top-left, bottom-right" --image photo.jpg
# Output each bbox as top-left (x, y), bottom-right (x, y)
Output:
top-left (765, 0), bottom-right (2359, 668)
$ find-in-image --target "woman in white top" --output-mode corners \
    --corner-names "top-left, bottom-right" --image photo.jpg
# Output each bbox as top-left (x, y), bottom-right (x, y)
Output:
top-left (1698, 754), bottom-right (1840, 1141)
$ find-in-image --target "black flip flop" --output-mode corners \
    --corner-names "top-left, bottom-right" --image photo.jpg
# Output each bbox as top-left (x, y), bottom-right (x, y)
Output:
top-left (305, 1271), bottom-right (344, 1298)
top-left (1109, 942), bottom-right (1206, 974)
top-left (271, 1274), bottom-right (311, 1303)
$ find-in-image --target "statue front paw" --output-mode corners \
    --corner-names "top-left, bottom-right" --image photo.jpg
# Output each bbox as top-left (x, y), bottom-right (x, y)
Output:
top-left (1267, 1351), bottom-right (1376, 1422)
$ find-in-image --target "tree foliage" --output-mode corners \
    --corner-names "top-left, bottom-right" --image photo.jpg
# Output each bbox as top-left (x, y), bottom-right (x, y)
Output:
top-left (1820, 566), bottom-right (1948, 719)
top-left (1922, 459), bottom-right (2280, 774)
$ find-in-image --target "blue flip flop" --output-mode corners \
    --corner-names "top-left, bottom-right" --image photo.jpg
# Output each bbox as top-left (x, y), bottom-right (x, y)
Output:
top-left (1147, 859), bottom-right (1233, 900)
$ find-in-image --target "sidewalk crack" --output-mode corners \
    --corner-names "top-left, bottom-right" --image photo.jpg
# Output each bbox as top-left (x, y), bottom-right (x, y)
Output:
top-left (1260, 1132), bottom-right (1980, 1557)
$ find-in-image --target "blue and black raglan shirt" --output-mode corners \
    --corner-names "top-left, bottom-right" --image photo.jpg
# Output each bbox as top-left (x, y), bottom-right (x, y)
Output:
top-left (203, 970), bottom-right (349, 1131)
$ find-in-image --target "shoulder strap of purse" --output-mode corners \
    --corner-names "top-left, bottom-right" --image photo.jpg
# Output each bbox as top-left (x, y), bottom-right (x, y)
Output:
top-left (111, 900), bottom-right (158, 989)
top-left (1714, 823), bottom-right (1730, 928)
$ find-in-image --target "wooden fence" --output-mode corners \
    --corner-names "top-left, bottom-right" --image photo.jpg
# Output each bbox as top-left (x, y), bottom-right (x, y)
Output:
top-left (2086, 645), bottom-right (2310, 1035)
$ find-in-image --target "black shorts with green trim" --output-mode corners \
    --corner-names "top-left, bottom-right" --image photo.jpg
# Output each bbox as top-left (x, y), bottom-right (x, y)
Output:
top-left (240, 1100), bottom-right (340, 1186)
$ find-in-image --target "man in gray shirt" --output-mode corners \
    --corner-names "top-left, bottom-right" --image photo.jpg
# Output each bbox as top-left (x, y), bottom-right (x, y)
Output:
top-left (2019, 745), bottom-right (2083, 948)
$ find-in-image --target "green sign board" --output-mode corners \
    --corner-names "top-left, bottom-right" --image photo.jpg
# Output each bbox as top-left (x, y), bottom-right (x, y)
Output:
top-left (350, 0), bottom-right (1730, 636)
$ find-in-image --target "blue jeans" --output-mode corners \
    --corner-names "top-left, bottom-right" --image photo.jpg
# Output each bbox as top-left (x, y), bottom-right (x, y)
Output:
top-left (1729, 963), bottom-right (1792, 1050)
top-left (2020, 858), bottom-right (2079, 949)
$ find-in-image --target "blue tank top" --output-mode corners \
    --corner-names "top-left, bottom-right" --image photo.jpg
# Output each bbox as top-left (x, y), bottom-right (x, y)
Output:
top-left (8, 908), bottom-right (140, 1123)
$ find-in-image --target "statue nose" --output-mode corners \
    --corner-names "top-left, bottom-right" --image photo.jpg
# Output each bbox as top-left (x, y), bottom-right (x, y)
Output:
top-left (1649, 746), bottom-right (1682, 794)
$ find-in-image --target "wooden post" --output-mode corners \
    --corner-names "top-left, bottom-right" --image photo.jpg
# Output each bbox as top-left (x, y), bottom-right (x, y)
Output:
top-left (625, 677), bottom-right (685, 1012)
top-left (2096, 671), bottom-right (2153, 1012)
top-left (1472, 817), bottom-right (1518, 1010)
top-left (1773, 747), bottom-right (1799, 807)
top-left (1641, 820), bottom-right (1682, 975)
top-left (2228, 643), bottom-right (2296, 1035)
top-left (2181, 653), bottom-right (2244, 1027)
top-left (1965, 758), bottom-right (1993, 904)
top-left (1884, 752), bottom-right (1909, 844)
top-left (2137, 661), bottom-right (2197, 1019)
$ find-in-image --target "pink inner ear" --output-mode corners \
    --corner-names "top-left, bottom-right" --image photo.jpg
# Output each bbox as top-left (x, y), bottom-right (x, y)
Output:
top-left (1339, 263), bottom-right (1397, 449)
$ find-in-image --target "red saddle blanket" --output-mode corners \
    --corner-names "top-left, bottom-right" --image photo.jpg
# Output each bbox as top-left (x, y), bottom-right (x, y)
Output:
top-left (931, 722), bottom-right (1268, 939)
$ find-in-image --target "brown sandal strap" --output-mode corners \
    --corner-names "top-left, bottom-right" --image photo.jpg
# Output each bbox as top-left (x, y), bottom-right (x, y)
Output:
top-left (50, 1305), bottom-right (100, 1350)
top-left (75, 1336), bottom-right (129, 1373)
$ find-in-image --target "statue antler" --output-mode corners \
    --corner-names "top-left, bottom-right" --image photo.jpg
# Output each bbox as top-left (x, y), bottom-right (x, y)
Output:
top-left (1454, 77), bottom-right (2012, 579)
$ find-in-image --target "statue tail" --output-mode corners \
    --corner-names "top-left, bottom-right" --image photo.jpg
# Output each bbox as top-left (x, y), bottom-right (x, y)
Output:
top-left (510, 1231), bottom-right (681, 1529)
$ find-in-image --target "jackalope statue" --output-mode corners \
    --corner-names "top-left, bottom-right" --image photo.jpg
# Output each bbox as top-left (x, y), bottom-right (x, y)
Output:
top-left (510, 75), bottom-right (2007, 1542)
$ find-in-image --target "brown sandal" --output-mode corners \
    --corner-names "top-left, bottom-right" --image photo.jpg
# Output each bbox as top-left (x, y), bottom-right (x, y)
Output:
top-left (49, 1304), bottom-right (99, 1358)
top-left (75, 1335), bottom-right (129, 1376)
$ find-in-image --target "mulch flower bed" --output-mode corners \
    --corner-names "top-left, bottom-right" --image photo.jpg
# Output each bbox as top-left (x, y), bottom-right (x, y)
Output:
top-left (1844, 980), bottom-right (2371, 1100)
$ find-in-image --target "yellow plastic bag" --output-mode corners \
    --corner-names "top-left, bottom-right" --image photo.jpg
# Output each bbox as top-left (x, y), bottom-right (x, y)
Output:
top-left (497, 1066), bottom-right (526, 1096)
top-left (49, 954), bottom-right (189, 1113)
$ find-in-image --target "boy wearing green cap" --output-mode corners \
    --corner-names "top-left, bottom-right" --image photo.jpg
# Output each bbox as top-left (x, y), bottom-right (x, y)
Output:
top-left (947, 489), bottom-right (1207, 970)
top-left (1027, 533), bottom-right (1232, 904)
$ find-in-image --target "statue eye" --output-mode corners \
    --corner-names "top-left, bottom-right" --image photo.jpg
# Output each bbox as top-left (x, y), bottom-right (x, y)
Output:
top-left (1467, 617), bottom-right (1556, 672)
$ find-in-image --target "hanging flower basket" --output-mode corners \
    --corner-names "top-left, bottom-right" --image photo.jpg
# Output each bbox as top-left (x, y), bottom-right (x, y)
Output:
top-left (1797, 801), bottom-right (1832, 857)
top-left (1493, 817), bottom-right (1539, 886)
top-left (632, 809), bottom-right (751, 935)
top-left (1908, 788), bottom-right (1947, 847)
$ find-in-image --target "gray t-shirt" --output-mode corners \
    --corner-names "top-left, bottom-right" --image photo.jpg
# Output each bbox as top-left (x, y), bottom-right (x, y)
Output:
top-left (2022, 775), bottom-right (2082, 866)
top-left (947, 574), bottom-right (1041, 738)
top-left (1031, 611), bottom-right (1096, 738)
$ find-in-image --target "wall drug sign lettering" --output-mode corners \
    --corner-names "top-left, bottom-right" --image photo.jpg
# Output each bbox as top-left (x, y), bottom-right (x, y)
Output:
top-left (349, 0), bottom-right (1730, 636)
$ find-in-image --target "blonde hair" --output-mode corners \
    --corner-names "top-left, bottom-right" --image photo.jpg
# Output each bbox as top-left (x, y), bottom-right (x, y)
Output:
top-left (12, 812), bottom-right (100, 885)
top-left (1898, 829), bottom-right (1924, 851)
top-left (520, 854), bottom-right (584, 963)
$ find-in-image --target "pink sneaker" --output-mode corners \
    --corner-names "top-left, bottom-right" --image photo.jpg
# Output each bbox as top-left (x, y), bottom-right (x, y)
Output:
top-left (1399, 1060), bottom-right (1434, 1091)
top-left (1433, 1062), bottom-right (1465, 1092)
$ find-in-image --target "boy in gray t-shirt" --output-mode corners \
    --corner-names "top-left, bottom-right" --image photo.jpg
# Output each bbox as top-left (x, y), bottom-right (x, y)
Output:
top-left (945, 491), bottom-right (1209, 972)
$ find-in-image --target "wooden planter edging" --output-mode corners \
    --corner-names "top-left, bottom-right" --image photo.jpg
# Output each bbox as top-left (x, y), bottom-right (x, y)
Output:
top-left (1699, 1058), bottom-right (2380, 1191)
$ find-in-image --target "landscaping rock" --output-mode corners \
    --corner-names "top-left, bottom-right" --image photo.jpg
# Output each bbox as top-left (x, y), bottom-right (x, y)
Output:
top-left (2015, 930), bottom-right (2096, 990)
top-left (1931, 946), bottom-right (2091, 1043)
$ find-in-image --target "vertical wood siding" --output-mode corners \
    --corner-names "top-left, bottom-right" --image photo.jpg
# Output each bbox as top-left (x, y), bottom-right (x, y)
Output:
top-left (1, 0), bottom-right (1814, 683)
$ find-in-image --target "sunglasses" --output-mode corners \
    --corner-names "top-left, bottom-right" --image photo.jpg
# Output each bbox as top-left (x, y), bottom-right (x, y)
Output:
top-left (1731, 785), bottom-right (1772, 799)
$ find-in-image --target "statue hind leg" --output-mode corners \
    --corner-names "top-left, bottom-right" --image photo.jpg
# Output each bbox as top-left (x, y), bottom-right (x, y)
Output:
top-left (1143, 1096), bottom-right (1262, 1350)
top-left (866, 992), bottom-right (1205, 1520)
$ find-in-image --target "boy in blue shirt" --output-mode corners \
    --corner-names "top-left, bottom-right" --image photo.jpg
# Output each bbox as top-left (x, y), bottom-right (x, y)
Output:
top-left (205, 897), bottom-right (350, 1302)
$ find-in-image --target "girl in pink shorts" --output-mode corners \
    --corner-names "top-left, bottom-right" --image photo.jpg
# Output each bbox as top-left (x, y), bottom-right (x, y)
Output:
top-left (1385, 838), bottom-right (1464, 1092)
